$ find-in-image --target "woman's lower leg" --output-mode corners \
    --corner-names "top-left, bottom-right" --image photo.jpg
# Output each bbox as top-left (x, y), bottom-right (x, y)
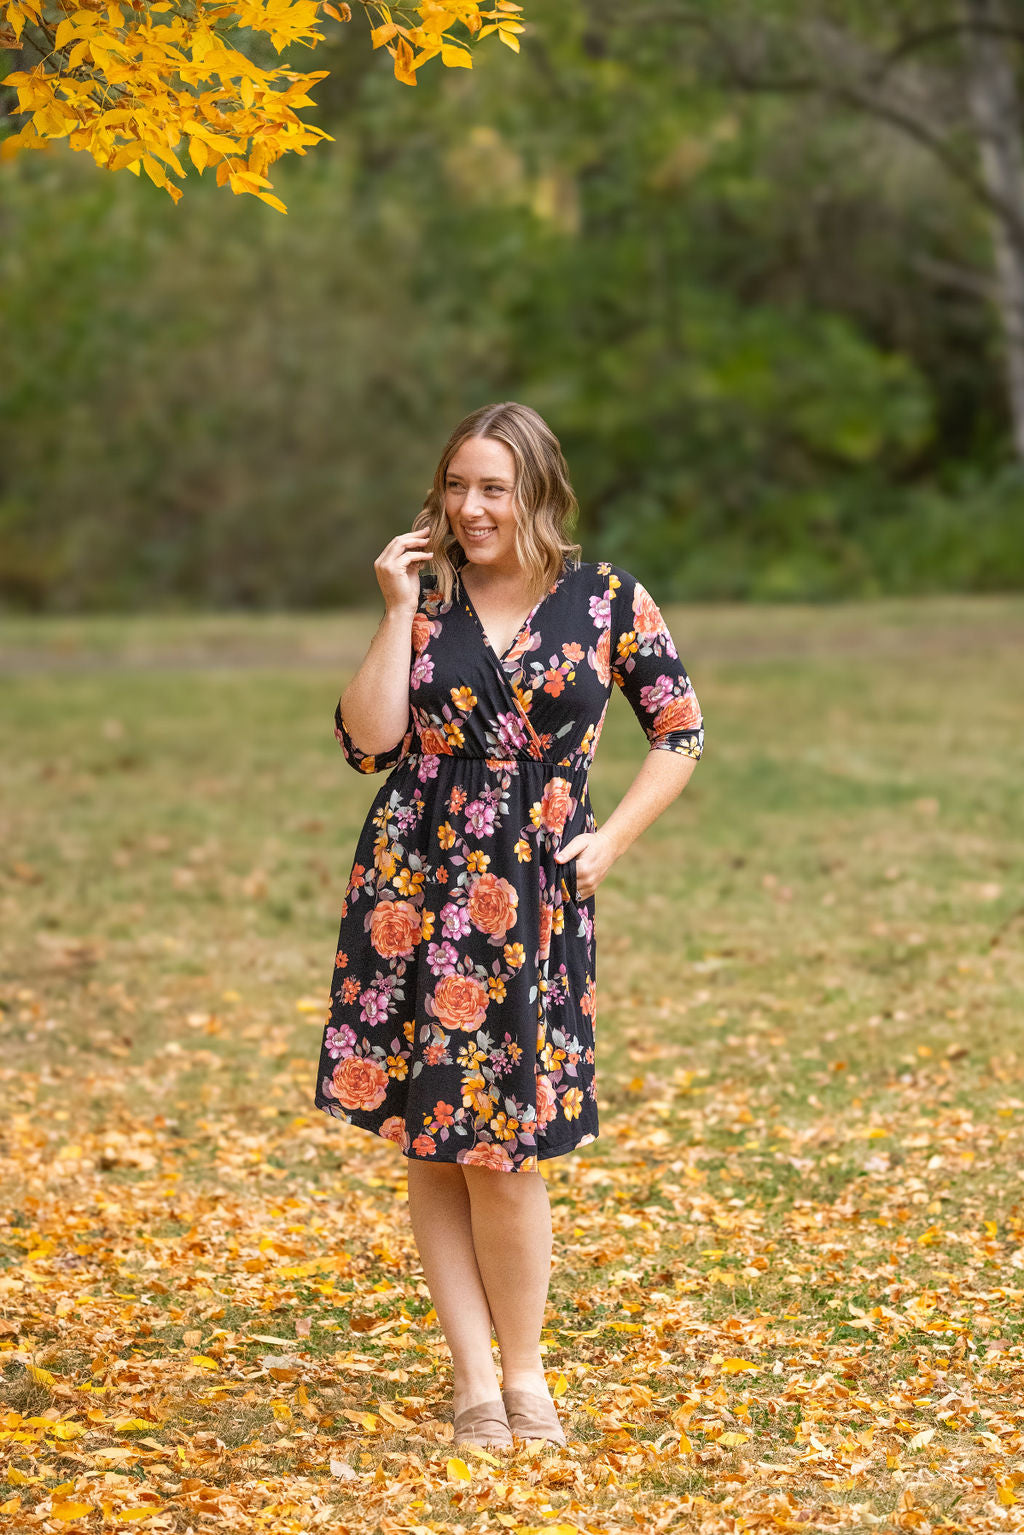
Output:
top-left (405, 1159), bottom-right (502, 1414)
top-left (463, 1166), bottom-right (553, 1399)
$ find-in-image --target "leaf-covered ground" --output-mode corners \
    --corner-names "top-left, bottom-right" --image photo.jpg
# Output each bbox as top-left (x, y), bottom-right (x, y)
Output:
top-left (2, 597), bottom-right (1023, 1534)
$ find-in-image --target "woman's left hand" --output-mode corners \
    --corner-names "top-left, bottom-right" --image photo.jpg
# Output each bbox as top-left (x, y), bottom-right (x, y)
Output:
top-left (555, 829), bottom-right (618, 902)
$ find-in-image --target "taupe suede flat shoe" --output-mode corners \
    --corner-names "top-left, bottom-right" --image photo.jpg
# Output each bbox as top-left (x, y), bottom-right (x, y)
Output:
top-left (501, 1387), bottom-right (567, 1446)
top-left (452, 1396), bottom-right (514, 1450)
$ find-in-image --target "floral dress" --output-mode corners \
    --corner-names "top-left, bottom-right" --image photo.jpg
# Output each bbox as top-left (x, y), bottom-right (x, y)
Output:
top-left (313, 557), bottom-right (704, 1172)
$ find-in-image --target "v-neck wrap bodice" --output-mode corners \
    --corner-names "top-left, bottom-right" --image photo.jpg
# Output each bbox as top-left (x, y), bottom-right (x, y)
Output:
top-left (315, 558), bottom-right (703, 1172)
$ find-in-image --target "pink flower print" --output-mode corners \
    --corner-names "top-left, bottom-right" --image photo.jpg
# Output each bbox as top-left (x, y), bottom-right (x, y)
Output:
top-left (411, 654), bottom-right (434, 689)
top-left (359, 984), bottom-right (394, 1027)
top-left (589, 592), bottom-right (611, 626)
top-left (440, 902), bottom-right (472, 941)
top-left (496, 711), bottom-right (528, 751)
top-left (427, 938), bottom-right (460, 975)
top-left (324, 1024), bottom-right (356, 1059)
top-left (640, 673), bottom-right (677, 712)
top-left (465, 798), bottom-right (497, 836)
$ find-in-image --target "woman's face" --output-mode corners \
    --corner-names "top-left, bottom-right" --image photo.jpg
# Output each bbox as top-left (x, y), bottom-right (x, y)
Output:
top-left (444, 435), bottom-right (519, 568)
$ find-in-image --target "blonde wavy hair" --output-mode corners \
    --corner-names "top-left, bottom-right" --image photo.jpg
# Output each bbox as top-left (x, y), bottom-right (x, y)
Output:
top-left (413, 401), bottom-right (583, 608)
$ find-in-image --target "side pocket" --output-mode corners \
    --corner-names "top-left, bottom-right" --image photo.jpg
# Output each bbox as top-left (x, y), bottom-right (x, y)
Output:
top-left (560, 854), bottom-right (579, 907)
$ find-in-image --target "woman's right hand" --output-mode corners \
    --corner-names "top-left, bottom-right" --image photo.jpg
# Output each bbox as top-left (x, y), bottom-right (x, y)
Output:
top-left (374, 528), bottom-right (433, 617)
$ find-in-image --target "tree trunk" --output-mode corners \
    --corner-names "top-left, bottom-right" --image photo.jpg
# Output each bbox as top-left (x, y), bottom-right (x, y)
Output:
top-left (963, 0), bottom-right (1024, 459)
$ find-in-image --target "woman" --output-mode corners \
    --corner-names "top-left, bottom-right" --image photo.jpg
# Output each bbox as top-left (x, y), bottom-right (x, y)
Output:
top-left (314, 401), bottom-right (703, 1452)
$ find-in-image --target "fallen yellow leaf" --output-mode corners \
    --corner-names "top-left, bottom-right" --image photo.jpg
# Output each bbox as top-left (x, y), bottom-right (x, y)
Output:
top-left (446, 1455), bottom-right (471, 1481)
top-left (342, 1410), bottom-right (377, 1432)
top-left (721, 1358), bottom-right (759, 1373)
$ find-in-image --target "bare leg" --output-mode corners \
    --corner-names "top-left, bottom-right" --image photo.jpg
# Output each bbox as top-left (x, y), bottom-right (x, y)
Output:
top-left (405, 1160), bottom-right (502, 1414)
top-left (462, 1166), bottom-right (553, 1400)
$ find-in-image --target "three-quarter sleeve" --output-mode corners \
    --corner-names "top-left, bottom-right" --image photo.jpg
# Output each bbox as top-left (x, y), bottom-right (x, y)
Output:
top-left (609, 565), bottom-right (704, 759)
top-left (333, 699), bottom-right (415, 774)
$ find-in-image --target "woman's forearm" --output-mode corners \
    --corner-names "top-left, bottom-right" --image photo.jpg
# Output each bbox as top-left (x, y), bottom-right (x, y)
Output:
top-left (599, 749), bottom-right (698, 861)
top-left (338, 605), bottom-right (416, 757)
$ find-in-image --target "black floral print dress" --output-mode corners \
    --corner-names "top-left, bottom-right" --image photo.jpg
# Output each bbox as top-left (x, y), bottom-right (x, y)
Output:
top-left (314, 558), bottom-right (704, 1172)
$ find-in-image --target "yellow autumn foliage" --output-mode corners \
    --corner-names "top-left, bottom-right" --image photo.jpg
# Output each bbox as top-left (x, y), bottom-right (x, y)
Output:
top-left (0, 1), bottom-right (526, 209)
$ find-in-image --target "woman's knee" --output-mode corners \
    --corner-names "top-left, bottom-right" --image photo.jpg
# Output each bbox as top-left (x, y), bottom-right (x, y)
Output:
top-left (462, 1165), bottom-right (546, 1203)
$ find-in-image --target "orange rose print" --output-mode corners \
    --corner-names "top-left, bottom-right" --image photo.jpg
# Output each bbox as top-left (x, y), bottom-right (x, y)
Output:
top-left (538, 899), bottom-right (553, 962)
top-left (459, 1142), bottom-right (514, 1171)
top-left (419, 724), bottom-right (452, 755)
top-left (539, 776), bottom-right (573, 835)
top-left (535, 1073), bottom-right (558, 1126)
top-left (411, 612), bottom-right (432, 654)
top-left (432, 973), bottom-right (490, 1032)
top-left (653, 689), bottom-right (702, 737)
top-left (594, 627), bottom-right (611, 686)
top-left (632, 582), bottom-right (666, 643)
top-left (369, 899), bottom-right (422, 959)
top-left (468, 872), bottom-right (519, 937)
top-left (330, 1056), bottom-right (389, 1111)
top-left (380, 1115), bottom-right (410, 1150)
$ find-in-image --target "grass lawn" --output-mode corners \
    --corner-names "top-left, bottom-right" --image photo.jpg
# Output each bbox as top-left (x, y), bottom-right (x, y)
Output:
top-left (1, 596), bottom-right (1023, 1534)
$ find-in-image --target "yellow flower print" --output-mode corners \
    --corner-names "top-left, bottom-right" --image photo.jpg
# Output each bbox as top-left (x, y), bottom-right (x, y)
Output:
top-left (503, 942), bottom-right (525, 969)
top-left (462, 1071), bottom-right (495, 1117)
top-left (562, 1086), bottom-right (583, 1120)
top-left (450, 685), bottom-right (477, 713)
top-left (457, 1041), bottom-right (488, 1070)
top-left (528, 802), bottom-right (543, 829)
top-left (466, 849), bottom-right (490, 874)
top-left (438, 821), bottom-right (457, 850)
top-left (617, 631), bottom-right (639, 662)
top-left (487, 975), bottom-right (507, 1003)
top-left (491, 1111), bottom-right (519, 1142)
top-left (506, 1039), bottom-right (522, 1064)
top-left (395, 867), bottom-right (425, 897)
top-left (387, 1054), bottom-right (409, 1080)
top-left (443, 720), bottom-right (466, 749)
top-left (421, 910), bottom-right (435, 942)
top-left (403, 1020), bottom-right (415, 1045)
top-left (373, 832), bottom-right (398, 878)
top-left (540, 1041), bottom-right (567, 1073)
top-left (514, 839), bottom-right (532, 864)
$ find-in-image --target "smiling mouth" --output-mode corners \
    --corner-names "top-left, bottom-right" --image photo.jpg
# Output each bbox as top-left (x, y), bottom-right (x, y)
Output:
top-left (465, 526), bottom-right (496, 539)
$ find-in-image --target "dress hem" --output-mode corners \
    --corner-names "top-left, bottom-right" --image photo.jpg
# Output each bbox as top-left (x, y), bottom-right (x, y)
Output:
top-left (314, 1099), bottom-right (598, 1170)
